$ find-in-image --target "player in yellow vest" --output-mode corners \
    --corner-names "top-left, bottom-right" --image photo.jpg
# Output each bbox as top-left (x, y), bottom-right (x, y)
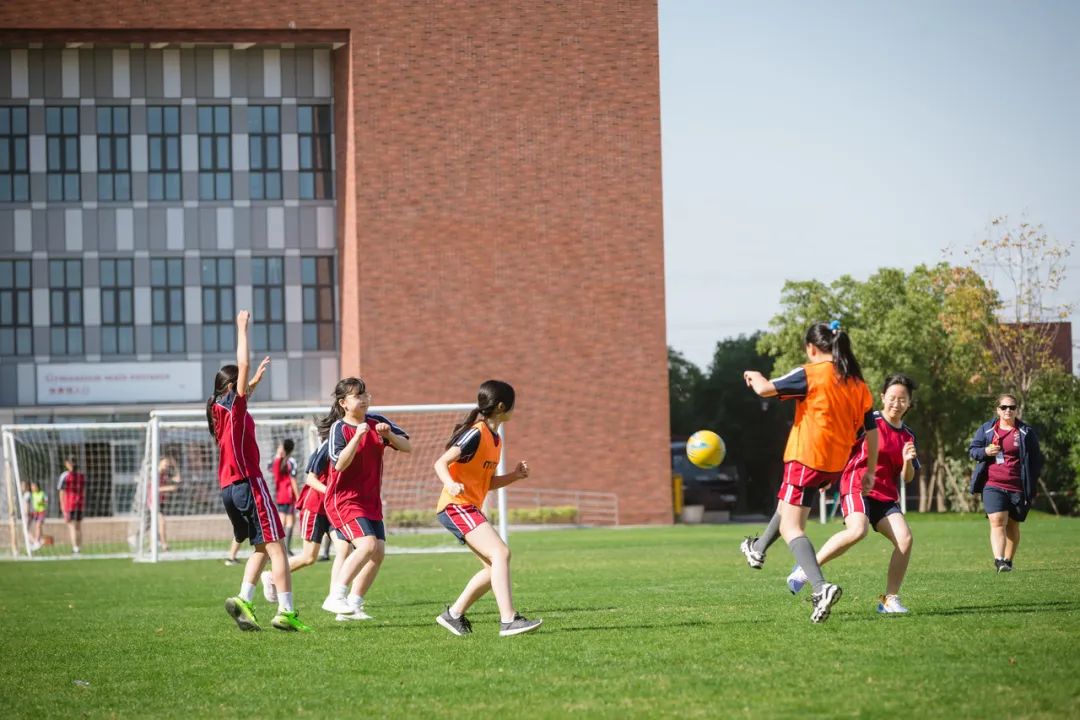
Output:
top-left (741, 321), bottom-right (878, 623)
top-left (433, 380), bottom-right (542, 637)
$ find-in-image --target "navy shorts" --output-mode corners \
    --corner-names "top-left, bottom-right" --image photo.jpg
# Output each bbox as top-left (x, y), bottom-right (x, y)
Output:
top-left (865, 498), bottom-right (903, 530)
top-left (334, 517), bottom-right (386, 543)
top-left (276, 502), bottom-right (295, 515)
top-left (437, 504), bottom-right (489, 544)
top-left (299, 509), bottom-right (331, 544)
top-left (63, 508), bottom-right (84, 522)
top-left (221, 478), bottom-right (284, 546)
top-left (983, 486), bottom-right (1029, 522)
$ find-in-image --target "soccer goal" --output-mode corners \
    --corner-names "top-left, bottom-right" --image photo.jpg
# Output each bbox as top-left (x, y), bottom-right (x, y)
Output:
top-left (2, 403), bottom-right (510, 561)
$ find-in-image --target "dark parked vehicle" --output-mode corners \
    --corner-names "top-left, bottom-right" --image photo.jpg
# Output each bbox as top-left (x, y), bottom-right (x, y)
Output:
top-left (671, 441), bottom-right (739, 511)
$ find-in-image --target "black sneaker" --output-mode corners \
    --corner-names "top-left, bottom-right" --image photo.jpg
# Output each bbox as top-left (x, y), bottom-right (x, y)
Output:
top-left (224, 558), bottom-right (240, 567)
top-left (809, 583), bottom-right (843, 623)
top-left (499, 613), bottom-right (543, 637)
top-left (436, 607), bottom-right (473, 636)
top-left (997, 558), bottom-right (1013, 573)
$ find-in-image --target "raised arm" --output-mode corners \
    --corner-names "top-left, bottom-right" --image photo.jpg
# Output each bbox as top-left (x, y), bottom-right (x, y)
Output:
top-left (743, 371), bottom-right (777, 398)
top-left (236, 311), bottom-right (251, 397)
top-left (491, 461), bottom-right (530, 490)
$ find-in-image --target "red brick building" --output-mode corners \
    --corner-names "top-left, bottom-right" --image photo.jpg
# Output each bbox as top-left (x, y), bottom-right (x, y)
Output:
top-left (0, 2), bottom-right (671, 523)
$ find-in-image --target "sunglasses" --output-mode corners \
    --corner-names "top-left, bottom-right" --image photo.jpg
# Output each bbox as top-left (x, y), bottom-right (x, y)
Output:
top-left (998, 405), bottom-right (1017, 411)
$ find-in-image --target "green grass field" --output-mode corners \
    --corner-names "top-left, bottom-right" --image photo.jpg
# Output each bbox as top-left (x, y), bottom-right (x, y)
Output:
top-left (2, 514), bottom-right (1079, 719)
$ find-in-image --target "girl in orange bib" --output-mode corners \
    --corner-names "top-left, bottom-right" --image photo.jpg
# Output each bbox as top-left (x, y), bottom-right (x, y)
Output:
top-left (433, 380), bottom-right (542, 637)
top-left (740, 321), bottom-right (878, 623)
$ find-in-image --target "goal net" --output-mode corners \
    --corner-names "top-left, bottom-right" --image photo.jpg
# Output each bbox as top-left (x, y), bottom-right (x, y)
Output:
top-left (2, 403), bottom-right (508, 561)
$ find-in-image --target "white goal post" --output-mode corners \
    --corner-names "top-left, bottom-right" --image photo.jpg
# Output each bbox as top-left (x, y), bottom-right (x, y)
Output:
top-left (1, 403), bottom-right (509, 561)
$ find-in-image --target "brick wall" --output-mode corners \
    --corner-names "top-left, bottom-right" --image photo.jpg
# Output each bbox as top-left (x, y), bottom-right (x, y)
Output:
top-left (0, 1), bottom-right (671, 524)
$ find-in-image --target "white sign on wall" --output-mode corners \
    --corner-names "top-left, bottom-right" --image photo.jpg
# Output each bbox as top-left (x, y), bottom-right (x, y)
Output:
top-left (36, 362), bottom-right (204, 405)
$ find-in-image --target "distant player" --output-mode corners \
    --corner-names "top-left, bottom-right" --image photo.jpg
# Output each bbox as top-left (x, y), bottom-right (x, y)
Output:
top-left (319, 377), bottom-right (412, 618)
top-left (740, 321), bottom-right (878, 623)
top-left (433, 380), bottom-right (541, 637)
top-left (151, 455), bottom-right (181, 552)
top-left (787, 373), bottom-right (919, 614)
top-left (207, 310), bottom-right (309, 632)
top-left (29, 480), bottom-right (47, 550)
top-left (269, 439), bottom-right (299, 555)
top-left (57, 456), bottom-right (85, 554)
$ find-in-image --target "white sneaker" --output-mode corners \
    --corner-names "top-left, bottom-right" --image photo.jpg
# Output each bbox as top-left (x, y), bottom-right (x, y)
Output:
top-left (335, 608), bottom-right (374, 622)
top-left (739, 537), bottom-right (765, 569)
top-left (321, 595), bottom-right (354, 615)
top-left (786, 564), bottom-right (809, 594)
top-left (260, 570), bottom-right (277, 603)
top-left (877, 594), bottom-right (909, 614)
top-left (809, 582), bottom-right (843, 623)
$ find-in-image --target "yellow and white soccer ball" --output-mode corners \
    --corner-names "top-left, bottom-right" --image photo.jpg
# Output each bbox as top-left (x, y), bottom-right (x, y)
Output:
top-left (686, 430), bottom-right (726, 469)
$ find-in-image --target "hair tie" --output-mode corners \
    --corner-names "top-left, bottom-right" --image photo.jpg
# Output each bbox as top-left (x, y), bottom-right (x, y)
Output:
top-left (828, 319), bottom-right (841, 335)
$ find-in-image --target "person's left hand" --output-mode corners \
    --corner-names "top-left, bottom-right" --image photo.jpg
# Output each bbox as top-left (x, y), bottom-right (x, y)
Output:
top-left (375, 422), bottom-right (392, 438)
top-left (514, 461), bottom-right (530, 480)
top-left (902, 442), bottom-right (917, 463)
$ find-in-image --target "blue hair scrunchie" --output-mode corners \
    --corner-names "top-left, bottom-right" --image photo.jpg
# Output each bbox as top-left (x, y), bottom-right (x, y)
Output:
top-left (828, 319), bottom-right (841, 334)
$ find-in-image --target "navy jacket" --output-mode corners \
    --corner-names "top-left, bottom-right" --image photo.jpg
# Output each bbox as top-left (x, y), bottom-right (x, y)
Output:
top-left (968, 419), bottom-right (1044, 503)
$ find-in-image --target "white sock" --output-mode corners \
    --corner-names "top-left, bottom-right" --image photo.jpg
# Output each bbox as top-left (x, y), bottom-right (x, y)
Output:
top-left (278, 591), bottom-right (294, 613)
top-left (331, 583), bottom-right (349, 600)
top-left (348, 593), bottom-right (364, 609)
top-left (240, 583), bottom-right (256, 603)
top-left (449, 607), bottom-right (462, 619)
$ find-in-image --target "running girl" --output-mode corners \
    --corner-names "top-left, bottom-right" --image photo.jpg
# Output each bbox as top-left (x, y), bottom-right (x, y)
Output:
top-left (208, 310), bottom-right (309, 632)
top-left (269, 439), bottom-right (299, 554)
top-left (319, 378), bottom-right (411, 618)
top-left (433, 380), bottom-right (541, 637)
top-left (740, 322), bottom-right (878, 623)
top-left (787, 373), bottom-right (919, 614)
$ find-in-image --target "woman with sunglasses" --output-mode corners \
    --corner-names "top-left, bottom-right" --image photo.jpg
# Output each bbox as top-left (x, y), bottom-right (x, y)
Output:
top-left (968, 394), bottom-right (1044, 572)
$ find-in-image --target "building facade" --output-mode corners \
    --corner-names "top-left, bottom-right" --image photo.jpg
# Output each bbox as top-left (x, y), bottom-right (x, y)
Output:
top-left (0, 1), bottom-right (671, 524)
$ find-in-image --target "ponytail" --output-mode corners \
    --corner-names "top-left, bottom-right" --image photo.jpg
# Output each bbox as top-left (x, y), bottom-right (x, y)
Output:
top-left (318, 377), bottom-right (366, 438)
top-left (445, 380), bottom-right (516, 448)
top-left (206, 364), bottom-right (240, 437)
top-left (805, 322), bottom-right (864, 383)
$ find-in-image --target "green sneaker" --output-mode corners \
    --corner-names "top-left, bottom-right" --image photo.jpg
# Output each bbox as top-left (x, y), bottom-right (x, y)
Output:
top-left (272, 609), bottom-right (312, 632)
top-left (225, 596), bottom-right (261, 632)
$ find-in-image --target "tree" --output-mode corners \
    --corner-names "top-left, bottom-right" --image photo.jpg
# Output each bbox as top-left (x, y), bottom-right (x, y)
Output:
top-left (668, 347), bottom-right (705, 438)
top-left (1022, 369), bottom-right (1080, 515)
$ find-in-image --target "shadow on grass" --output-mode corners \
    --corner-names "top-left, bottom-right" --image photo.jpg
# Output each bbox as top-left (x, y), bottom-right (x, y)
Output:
top-left (846, 598), bottom-right (1080, 620)
top-left (543, 619), bottom-right (712, 633)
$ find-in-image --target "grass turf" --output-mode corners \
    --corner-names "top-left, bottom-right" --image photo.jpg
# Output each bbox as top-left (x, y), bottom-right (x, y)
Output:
top-left (2, 514), bottom-right (1078, 719)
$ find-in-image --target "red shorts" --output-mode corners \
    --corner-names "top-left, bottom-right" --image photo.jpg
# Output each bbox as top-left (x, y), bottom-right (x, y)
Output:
top-left (63, 508), bottom-right (84, 522)
top-left (437, 504), bottom-right (488, 544)
top-left (777, 461), bottom-right (841, 508)
top-left (839, 492), bottom-right (866, 518)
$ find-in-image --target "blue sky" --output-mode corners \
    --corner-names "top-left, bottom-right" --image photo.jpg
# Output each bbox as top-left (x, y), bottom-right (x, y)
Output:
top-left (659, 1), bottom-right (1080, 370)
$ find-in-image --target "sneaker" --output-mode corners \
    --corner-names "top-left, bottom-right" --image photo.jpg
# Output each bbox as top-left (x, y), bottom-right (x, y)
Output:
top-left (995, 558), bottom-right (1013, 573)
top-left (72, 546), bottom-right (81, 554)
top-left (499, 613), bottom-right (543, 637)
top-left (739, 537), bottom-right (765, 569)
top-left (317, 554), bottom-right (331, 562)
top-left (260, 570), bottom-right (277, 603)
top-left (1003, 559), bottom-right (1014, 572)
top-left (787, 564), bottom-right (809, 594)
top-left (809, 583), bottom-right (843, 623)
top-left (271, 609), bottom-right (312, 632)
top-left (225, 596), bottom-right (262, 631)
top-left (335, 608), bottom-right (375, 622)
top-left (435, 607), bottom-right (473, 636)
top-left (877, 594), bottom-right (909, 614)
top-left (224, 558), bottom-right (240, 566)
top-left (321, 595), bottom-right (354, 615)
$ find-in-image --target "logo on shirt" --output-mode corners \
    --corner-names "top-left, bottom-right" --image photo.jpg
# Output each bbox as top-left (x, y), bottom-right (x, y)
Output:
top-left (483, 460), bottom-right (498, 469)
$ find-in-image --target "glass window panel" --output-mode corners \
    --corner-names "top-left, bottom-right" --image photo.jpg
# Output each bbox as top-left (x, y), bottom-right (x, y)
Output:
top-left (16, 292), bottom-right (30, 323)
top-left (67, 261), bottom-right (80, 286)
top-left (216, 137), bottom-right (230, 168)
top-left (13, 175), bottom-right (28, 201)
top-left (0, 328), bottom-right (12, 355)
top-left (64, 174), bottom-right (79, 200)
top-left (247, 106), bottom-right (262, 133)
top-left (152, 326), bottom-right (166, 353)
top-left (253, 290), bottom-right (266, 319)
top-left (318, 323), bottom-right (333, 349)
top-left (215, 106), bottom-right (229, 131)
top-left (220, 290), bottom-right (234, 317)
top-left (202, 288), bottom-right (215, 320)
top-left (164, 108), bottom-right (179, 134)
top-left (115, 108), bottom-right (129, 134)
top-left (0, 147), bottom-right (9, 173)
top-left (16, 327), bottom-right (31, 354)
top-left (64, 138), bottom-right (78, 167)
top-left (0, 175), bottom-right (10, 202)
top-left (49, 262), bottom-right (64, 286)
top-left (63, 107), bottom-right (78, 133)
top-left (12, 108), bottom-right (27, 134)
top-left (148, 137), bottom-right (162, 170)
top-left (0, 293), bottom-right (11, 324)
top-left (69, 327), bottom-right (83, 354)
top-left (101, 290), bottom-right (115, 323)
top-left (97, 107), bottom-right (111, 133)
top-left (215, 173), bottom-right (230, 199)
top-left (148, 174), bottom-right (164, 201)
top-left (249, 173), bottom-right (263, 200)
top-left (197, 107), bottom-right (212, 133)
top-left (100, 260), bottom-right (114, 286)
top-left (169, 259), bottom-right (184, 284)
top-left (51, 328), bottom-right (65, 354)
top-left (0, 108), bottom-right (8, 134)
top-left (169, 289), bottom-right (183, 319)
top-left (219, 324), bottom-right (234, 350)
top-left (220, 259), bottom-right (234, 285)
top-left (299, 173), bottom-right (313, 200)
top-left (266, 107), bottom-right (280, 132)
top-left (199, 137), bottom-right (213, 168)
top-left (0, 263), bottom-right (10, 287)
top-left (251, 259), bottom-right (265, 285)
top-left (303, 325), bottom-right (316, 350)
top-left (152, 289), bottom-right (165, 320)
top-left (165, 174), bottom-right (181, 199)
top-left (97, 175), bottom-right (113, 201)
top-left (203, 325), bottom-right (216, 352)
top-left (198, 173), bottom-right (214, 200)
top-left (98, 138), bottom-right (112, 170)
top-left (251, 325), bottom-right (266, 350)
top-left (119, 327), bottom-right (134, 354)
top-left (302, 287), bottom-right (316, 321)
top-left (317, 258), bottom-right (332, 284)
top-left (150, 260), bottom-right (165, 286)
top-left (101, 326), bottom-right (116, 354)
top-left (119, 291), bottom-right (133, 323)
top-left (268, 258), bottom-right (283, 284)
top-left (265, 173), bottom-right (281, 200)
top-left (147, 107), bottom-right (162, 134)
top-left (270, 325), bottom-right (284, 351)
top-left (46, 108), bottom-right (61, 134)
top-left (319, 288), bottom-right (333, 319)
top-left (118, 260), bottom-right (132, 286)
top-left (14, 137), bottom-right (28, 169)
top-left (301, 259), bottom-right (315, 285)
top-left (269, 288), bottom-right (283, 322)
top-left (169, 325), bottom-right (184, 352)
top-left (69, 292), bottom-right (82, 322)
top-left (166, 138), bottom-right (179, 168)
top-left (47, 138), bottom-right (60, 171)
top-left (114, 174), bottom-right (130, 201)
top-left (115, 138), bottom-right (129, 170)
top-left (16, 262), bottom-right (29, 287)
top-left (266, 137), bottom-right (280, 167)
top-left (299, 137), bottom-right (312, 168)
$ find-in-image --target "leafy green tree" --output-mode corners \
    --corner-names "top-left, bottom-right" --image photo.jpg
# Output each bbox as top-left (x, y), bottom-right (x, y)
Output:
top-left (668, 347), bottom-right (705, 438)
top-left (1022, 369), bottom-right (1080, 514)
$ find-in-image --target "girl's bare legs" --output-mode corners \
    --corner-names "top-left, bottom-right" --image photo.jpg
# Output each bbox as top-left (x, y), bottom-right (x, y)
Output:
top-left (876, 513), bottom-right (913, 596)
top-left (450, 545), bottom-right (494, 617)
top-left (463, 523), bottom-right (515, 621)
top-left (815, 512), bottom-right (869, 566)
top-left (335, 535), bottom-right (378, 587)
top-left (350, 540), bottom-right (384, 598)
top-left (329, 537), bottom-right (351, 593)
top-left (289, 540), bottom-right (321, 572)
top-left (244, 545), bottom-right (269, 586)
top-left (988, 511), bottom-right (1009, 559)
